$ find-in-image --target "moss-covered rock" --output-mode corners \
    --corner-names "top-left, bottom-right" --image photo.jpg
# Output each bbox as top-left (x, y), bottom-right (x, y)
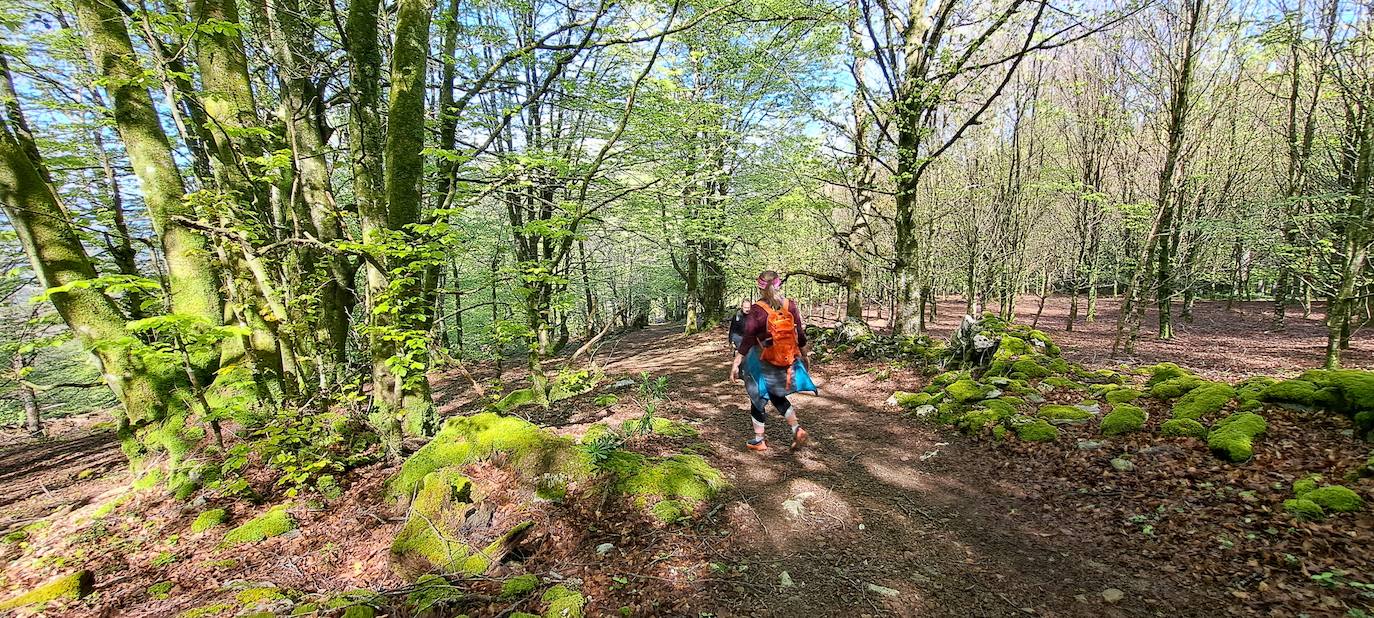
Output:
top-left (1041, 376), bottom-right (1088, 392)
top-left (893, 391), bottom-right (937, 408)
top-left (1146, 362), bottom-right (1190, 386)
top-left (1038, 404), bottom-right (1095, 425)
top-left (1160, 418), bottom-right (1207, 439)
top-left (955, 406), bottom-right (1012, 433)
top-left (650, 499), bottom-right (688, 522)
top-left (1171, 382), bottom-right (1235, 420)
top-left (1100, 404), bottom-right (1146, 436)
top-left (1105, 388), bottom-right (1142, 405)
top-left (387, 412), bottom-right (588, 501)
top-left (1150, 375), bottom-right (1203, 399)
top-left (1012, 417), bottom-right (1059, 442)
top-left (1303, 485), bottom-right (1364, 513)
top-left (1261, 379), bottom-right (1323, 407)
top-left (931, 371), bottom-right (967, 388)
top-left (945, 379), bottom-right (992, 403)
top-left (191, 508), bottom-right (228, 533)
top-left (0, 570), bottom-right (94, 610)
top-left (1010, 358), bottom-right (1052, 379)
top-left (542, 584), bottom-right (585, 618)
top-left (1207, 412), bottom-right (1267, 462)
top-left (221, 506), bottom-right (294, 546)
top-left (1283, 498), bottom-right (1325, 521)
top-left (500, 574), bottom-right (540, 600)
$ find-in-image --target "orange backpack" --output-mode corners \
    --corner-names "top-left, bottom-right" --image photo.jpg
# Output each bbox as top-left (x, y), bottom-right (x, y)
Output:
top-left (755, 300), bottom-right (800, 367)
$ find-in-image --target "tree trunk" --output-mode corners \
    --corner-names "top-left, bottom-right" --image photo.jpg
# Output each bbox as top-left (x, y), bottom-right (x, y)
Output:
top-left (1153, 0), bottom-right (1205, 341)
top-left (72, 0), bottom-right (223, 377)
top-left (378, 0), bottom-right (437, 438)
top-left (0, 96), bottom-right (178, 462)
top-left (13, 354), bottom-right (41, 436)
top-left (345, 0), bottom-right (402, 456)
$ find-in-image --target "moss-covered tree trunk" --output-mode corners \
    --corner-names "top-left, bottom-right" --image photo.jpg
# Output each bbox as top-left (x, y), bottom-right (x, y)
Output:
top-left (185, 0), bottom-right (307, 393)
top-left (375, 0), bottom-right (437, 441)
top-left (258, 0), bottom-right (356, 384)
top-left (344, 0), bottom-right (404, 456)
top-left (72, 0), bottom-right (223, 378)
top-left (0, 96), bottom-right (179, 464)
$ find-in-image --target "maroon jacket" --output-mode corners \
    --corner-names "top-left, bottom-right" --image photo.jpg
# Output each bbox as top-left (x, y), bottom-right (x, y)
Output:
top-left (735, 299), bottom-right (807, 356)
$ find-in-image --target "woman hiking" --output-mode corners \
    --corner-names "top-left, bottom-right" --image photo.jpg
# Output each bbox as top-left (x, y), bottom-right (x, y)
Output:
top-left (729, 270), bottom-right (817, 451)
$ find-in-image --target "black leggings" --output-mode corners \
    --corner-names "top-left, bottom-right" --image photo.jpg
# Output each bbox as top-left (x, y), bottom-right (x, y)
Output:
top-left (750, 393), bottom-right (792, 424)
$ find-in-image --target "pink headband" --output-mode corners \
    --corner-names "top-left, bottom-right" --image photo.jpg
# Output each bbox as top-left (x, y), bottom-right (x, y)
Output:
top-left (757, 276), bottom-right (781, 290)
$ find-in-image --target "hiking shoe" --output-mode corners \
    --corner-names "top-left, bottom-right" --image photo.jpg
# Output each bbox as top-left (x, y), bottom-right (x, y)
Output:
top-left (791, 426), bottom-right (809, 449)
top-left (747, 439), bottom-right (769, 452)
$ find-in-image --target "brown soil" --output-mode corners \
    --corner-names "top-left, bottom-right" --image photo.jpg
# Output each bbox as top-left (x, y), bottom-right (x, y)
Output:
top-left (1, 298), bottom-right (1371, 617)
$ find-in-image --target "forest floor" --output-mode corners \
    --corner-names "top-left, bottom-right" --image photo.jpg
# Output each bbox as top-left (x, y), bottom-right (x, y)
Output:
top-left (1, 297), bottom-right (1372, 617)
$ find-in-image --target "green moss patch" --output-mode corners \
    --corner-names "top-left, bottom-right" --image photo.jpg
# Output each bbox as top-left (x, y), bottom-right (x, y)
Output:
top-left (611, 453), bottom-right (726, 505)
top-left (178, 603), bottom-right (235, 618)
top-left (191, 508), bottom-right (228, 533)
top-left (893, 391), bottom-right (937, 408)
top-left (0, 570), bottom-right (94, 610)
top-left (1150, 375), bottom-right (1203, 399)
top-left (1171, 382), bottom-right (1235, 420)
top-left (1160, 418), bottom-right (1207, 439)
top-left (1146, 363), bottom-right (1191, 386)
top-left (406, 574), bottom-right (464, 612)
top-left (1207, 412), bottom-right (1267, 462)
top-left (1041, 376), bottom-right (1088, 391)
top-left (147, 580), bottom-right (174, 600)
top-left (619, 417), bottom-right (698, 438)
top-left (1283, 498), bottom-right (1325, 521)
top-left (1303, 485), bottom-right (1364, 513)
top-left (542, 584), bottom-right (585, 618)
top-left (1100, 405), bottom-right (1146, 436)
top-left (221, 506), bottom-right (295, 546)
top-left (945, 379), bottom-right (993, 403)
top-left (236, 587), bottom-right (287, 605)
top-left (1012, 417), bottom-right (1059, 442)
top-left (1038, 404), bottom-right (1094, 424)
top-left (1105, 388), bottom-right (1142, 405)
top-left (1293, 474), bottom-right (1323, 497)
top-left (500, 574), bottom-right (540, 600)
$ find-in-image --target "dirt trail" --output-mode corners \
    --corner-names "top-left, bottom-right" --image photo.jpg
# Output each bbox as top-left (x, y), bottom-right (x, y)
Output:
top-left (595, 324), bottom-right (1212, 617)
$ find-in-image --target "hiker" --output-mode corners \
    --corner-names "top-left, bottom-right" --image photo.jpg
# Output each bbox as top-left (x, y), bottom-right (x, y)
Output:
top-left (728, 299), bottom-right (751, 351)
top-left (729, 270), bottom-right (817, 451)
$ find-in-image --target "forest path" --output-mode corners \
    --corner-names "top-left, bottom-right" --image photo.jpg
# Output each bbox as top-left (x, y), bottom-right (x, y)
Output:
top-left (594, 323), bottom-right (1207, 617)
